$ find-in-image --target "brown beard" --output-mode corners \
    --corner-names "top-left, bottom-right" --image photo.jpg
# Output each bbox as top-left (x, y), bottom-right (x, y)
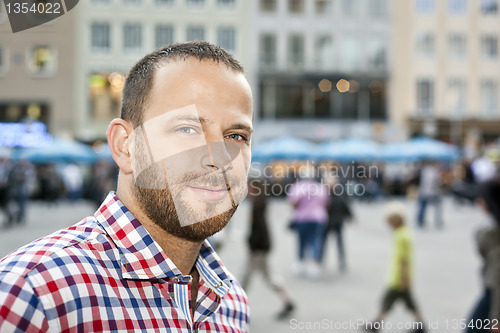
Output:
top-left (132, 181), bottom-right (237, 242)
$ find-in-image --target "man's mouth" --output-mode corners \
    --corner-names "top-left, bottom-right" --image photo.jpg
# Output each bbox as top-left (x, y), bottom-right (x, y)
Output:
top-left (186, 184), bottom-right (229, 201)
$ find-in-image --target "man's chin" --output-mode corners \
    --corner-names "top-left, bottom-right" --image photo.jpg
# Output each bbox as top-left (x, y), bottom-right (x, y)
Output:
top-left (132, 180), bottom-right (242, 243)
top-left (175, 197), bottom-right (231, 228)
top-left (176, 213), bottom-right (234, 242)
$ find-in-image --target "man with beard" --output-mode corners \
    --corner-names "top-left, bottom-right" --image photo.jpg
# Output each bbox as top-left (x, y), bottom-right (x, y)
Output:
top-left (0, 41), bottom-right (253, 332)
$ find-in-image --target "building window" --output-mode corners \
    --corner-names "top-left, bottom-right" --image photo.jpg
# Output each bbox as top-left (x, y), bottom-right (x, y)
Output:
top-left (449, 34), bottom-right (466, 58)
top-left (416, 32), bottom-right (435, 58)
top-left (481, 79), bottom-right (498, 116)
top-left (187, 0), bottom-right (205, 6)
top-left (416, 0), bottom-right (434, 13)
top-left (275, 84), bottom-right (304, 118)
top-left (342, 0), bottom-right (359, 16)
top-left (315, 0), bottom-right (332, 13)
top-left (338, 84), bottom-right (359, 119)
top-left (481, 35), bottom-right (498, 59)
top-left (288, 34), bottom-right (304, 67)
top-left (0, 45), bottom-right (8, 76)
top-left (261, 0), bottom-right (277, 12)
top-left (369, 80), bottom-right (387, 120)
top-left (315, 36), bottom-right (333, 70)
top-left (448, 0), bottom-right (466, 13)
top-left (187, 26), bottom-right (205, 41)
top-left (367, 36), bottom-right (387, 70)
top-left (123, 24), bottom-right (142, 52)
top-left (417, 79), bottom-right (434, 114)
top-left (26, 45), bottom-right (57, 77)
top-left (217, 0), bottom-right (235, 7)
top-left (217, 27), bottom-right (236, 53)
top-left (481, 0), bottom-right (498, 14)
top-left (260, 34), bottom-right (276, 67)
top-left (340, 35), bottom-right (361, 71)
top-left (89, 72), bottom-right (125, 120)
top-left (0, 103), bottom-right (50, 125)
top-left (447, 78), bottom-right (466, 115)
top-left (289, 0), bottom-right (304, 13)
top-left (155, 0), bottom-right (174, 5)
top-left (91, 23), bottom-right (111, 52)
top-left (369, 0), bottom-right (388, 17)
top-left (155, 25), bottom-right (174, 48)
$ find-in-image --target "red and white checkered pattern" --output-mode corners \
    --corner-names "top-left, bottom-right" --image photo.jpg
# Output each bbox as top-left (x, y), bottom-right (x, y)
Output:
top-left (0, 192), bottom-right (249, 332)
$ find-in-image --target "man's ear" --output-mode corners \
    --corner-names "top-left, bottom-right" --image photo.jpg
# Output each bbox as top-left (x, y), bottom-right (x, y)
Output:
top-left (107, 118), bottom-right (134, 174)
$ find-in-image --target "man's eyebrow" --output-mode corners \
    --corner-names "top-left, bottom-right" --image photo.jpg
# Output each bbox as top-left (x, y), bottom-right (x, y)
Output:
top-left (166, 114), bottom-right (253, 133)
top-left (168, 114), bottom-right (206, 123)
top-left (229, 122), bottom-right (253, 133)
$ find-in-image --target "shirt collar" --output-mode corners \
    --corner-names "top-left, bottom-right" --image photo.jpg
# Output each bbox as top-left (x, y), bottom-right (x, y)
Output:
top-left (94, 192), bottom-right (232, 294)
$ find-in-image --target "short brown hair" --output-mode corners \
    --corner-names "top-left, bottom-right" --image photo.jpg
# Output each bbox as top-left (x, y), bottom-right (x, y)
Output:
top-left (120, 41), bottom-right (244, 127)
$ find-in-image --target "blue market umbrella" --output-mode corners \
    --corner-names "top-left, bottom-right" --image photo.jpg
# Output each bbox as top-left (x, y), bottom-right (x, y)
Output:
top-left (315, 138), bottom-right (381, 162)
top-left (380, 142), bottom-right (418, 162)
top-left (381, 137), bottom-right (459, 162)
top-left (408, 137), bottom-right (459, 161)
top-left (20, 137), bottom-right (97, 164)
top-left (252, 136), bottom-right (316, 162)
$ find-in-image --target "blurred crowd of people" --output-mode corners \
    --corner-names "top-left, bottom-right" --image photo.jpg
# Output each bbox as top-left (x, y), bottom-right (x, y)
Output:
top-left (242, 152), bottom-right (500, 331)
top-left (1, 148), bottom-right (499, 331)
top-left (0, 157), bottom-right (118, 228)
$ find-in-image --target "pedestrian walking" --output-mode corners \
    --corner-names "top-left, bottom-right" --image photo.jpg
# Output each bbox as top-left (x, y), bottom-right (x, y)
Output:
top-left (416, 160), bottom-right (443, 228)
top-left (241, 179), bottom-right (295, 320)
top-left (6, 159), bottom-right (34, 226)
top-left (321, 176), bottom-right (353, 272)
top-left (465, 178), bottom-right (500, 332)
top-left (366, 201), bottom-right (425, 333)
top-left (287, 165), bottom-right (329, 279)
top-left (62, 163), bottom-right (83, 201)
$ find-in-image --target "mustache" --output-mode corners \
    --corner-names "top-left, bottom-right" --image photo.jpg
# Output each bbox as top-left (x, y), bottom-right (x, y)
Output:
top-left (170, 170), bottom-right (242, 189)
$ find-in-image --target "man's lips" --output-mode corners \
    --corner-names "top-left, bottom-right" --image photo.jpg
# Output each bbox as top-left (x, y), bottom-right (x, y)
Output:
top-left (187, 184), bottom-right (229, 201)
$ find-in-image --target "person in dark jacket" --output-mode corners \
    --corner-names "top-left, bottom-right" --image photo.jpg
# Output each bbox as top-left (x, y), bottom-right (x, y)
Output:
top-left (241, 178), bottom-right (295, 320)
top-left (321, 176), bottom-right (353, 272)
top-left (466, 178), bottom-right (500, 332)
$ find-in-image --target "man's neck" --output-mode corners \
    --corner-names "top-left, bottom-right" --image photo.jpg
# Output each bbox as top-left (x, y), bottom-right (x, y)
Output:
top-left (139, 217), bottom-right (203, 275)
top-left (116, 179), bottom-right (203, 276)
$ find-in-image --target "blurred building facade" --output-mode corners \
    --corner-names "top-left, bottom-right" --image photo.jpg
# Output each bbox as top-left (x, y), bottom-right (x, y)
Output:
top-left (392, 0), bottom-right (500, 144)
top-left (0, 2), bottom-right (77, 142)
top-left (74, 0), bottom-right (252, 142)
top-left (2, 0), bottom-right (500, 146)
top-left (249, 0), bottom-right (392, 143)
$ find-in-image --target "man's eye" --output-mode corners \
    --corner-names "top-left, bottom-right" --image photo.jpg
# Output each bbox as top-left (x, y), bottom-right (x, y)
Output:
top-left (227, 134), bottom-right (247, 142)
top-left (178, 127), bottom-right (197, 134)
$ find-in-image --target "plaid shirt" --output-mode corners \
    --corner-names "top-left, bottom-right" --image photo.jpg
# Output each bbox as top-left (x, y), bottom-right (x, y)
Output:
top-left (0, 192), bottom-right (249, 332)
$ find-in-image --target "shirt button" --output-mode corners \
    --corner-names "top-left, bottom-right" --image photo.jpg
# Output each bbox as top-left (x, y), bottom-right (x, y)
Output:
top-left (215, 282), bottom-right (223, 288)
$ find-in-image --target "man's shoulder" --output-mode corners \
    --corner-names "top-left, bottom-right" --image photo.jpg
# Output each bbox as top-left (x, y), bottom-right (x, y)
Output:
top-left (0, 215), bottom-right (107, 278)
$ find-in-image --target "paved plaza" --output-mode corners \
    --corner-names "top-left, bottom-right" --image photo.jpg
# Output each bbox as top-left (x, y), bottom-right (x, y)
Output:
top-left (0, 196), bottom-right (489, 332)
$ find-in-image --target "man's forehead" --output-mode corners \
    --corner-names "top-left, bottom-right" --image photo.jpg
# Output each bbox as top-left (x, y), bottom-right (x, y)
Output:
top-left (143, 62), bottom-right (252, 121)
top-left (142, 104), bottom-right (252, 132)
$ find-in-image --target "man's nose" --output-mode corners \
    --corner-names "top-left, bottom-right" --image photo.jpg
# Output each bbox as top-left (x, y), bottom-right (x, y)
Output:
top-left (201, 142), bottom-right (240, 172)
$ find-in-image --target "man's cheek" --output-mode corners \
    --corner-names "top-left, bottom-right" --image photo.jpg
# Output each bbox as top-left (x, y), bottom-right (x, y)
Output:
top-left (135, 162), bottom-right (166, 190)
top-left (229, 152), bottom-right (249, 202)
